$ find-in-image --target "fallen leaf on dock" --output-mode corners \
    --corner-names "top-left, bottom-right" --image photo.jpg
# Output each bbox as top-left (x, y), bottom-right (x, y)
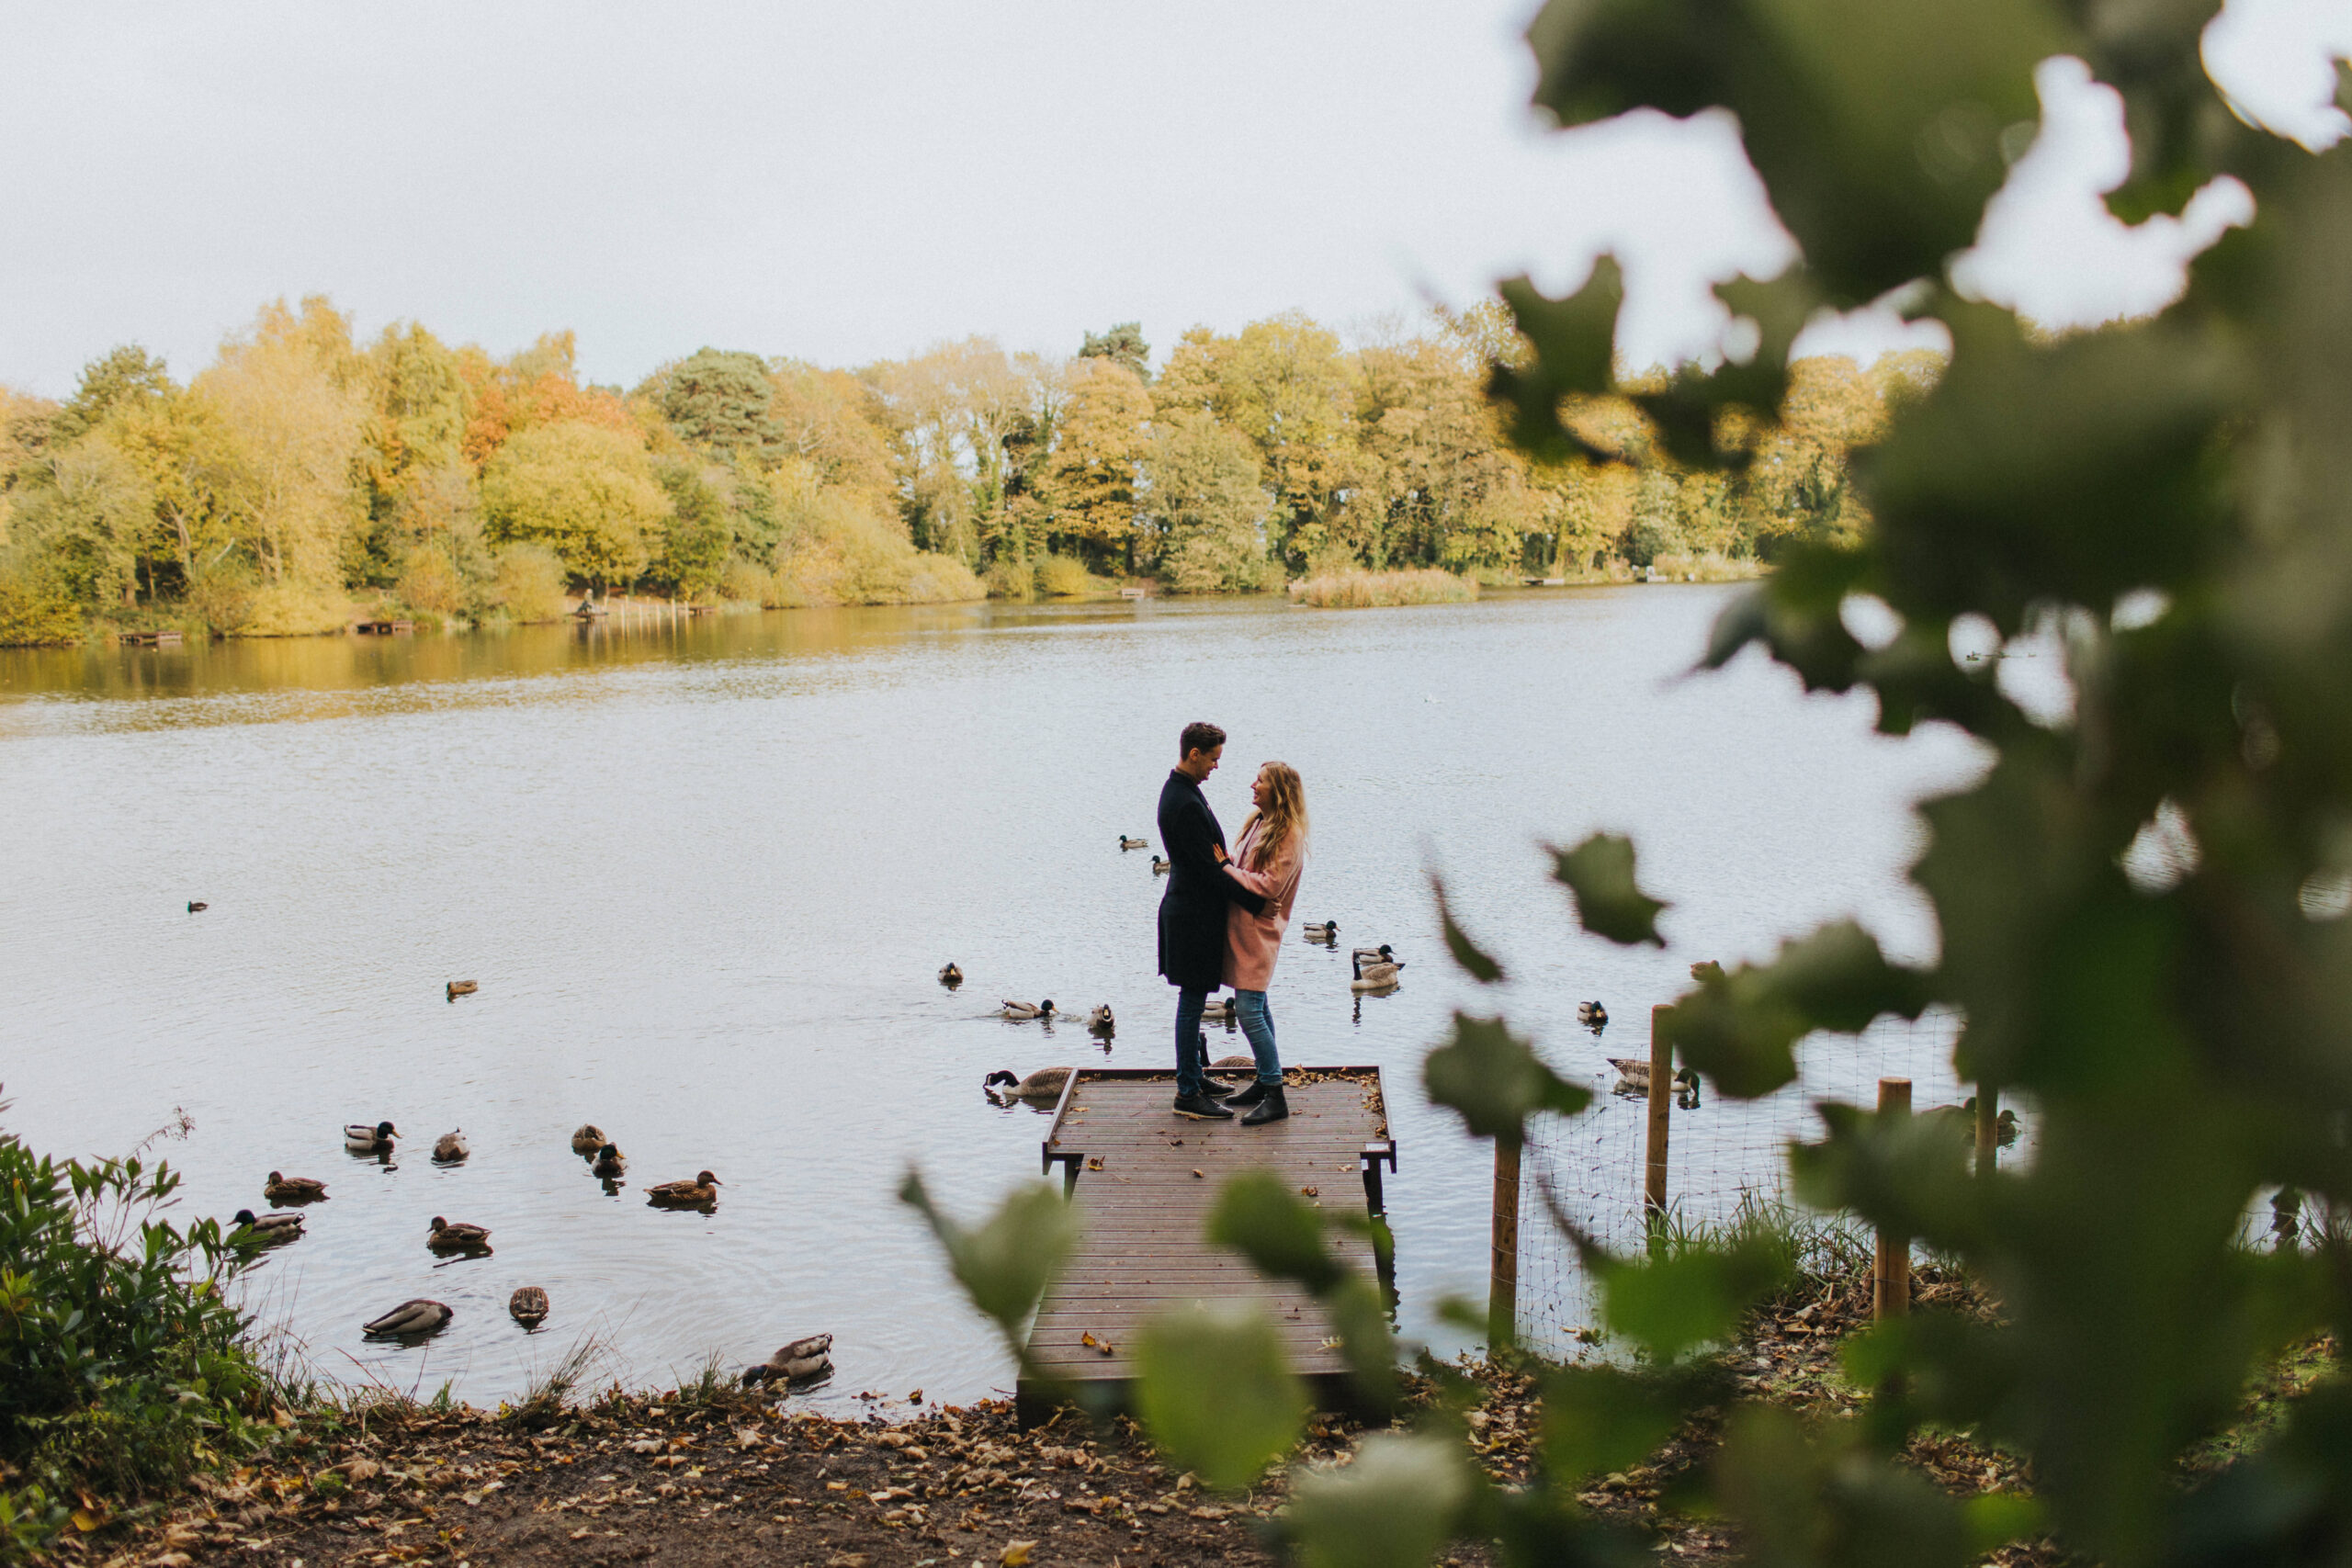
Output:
top-left (1002, 1541), bottom-right (1038, 1566)
top-left (1300, 1186), bottom-right (1318, 1197)
top-left (1192, 1169), bottom-right (1203, 1179)
top-left (1086, 1156), bottom-right (1104, 1170)
top-left (1080, 1331), bottom-right (1116, 1356)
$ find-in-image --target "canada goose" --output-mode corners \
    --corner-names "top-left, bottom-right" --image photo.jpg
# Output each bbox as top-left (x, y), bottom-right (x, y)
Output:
top-left (1001, 998), bottom-right (1057, 1021)
top-left (509, 1286), bottom-right (550, 1328)
top-left (427, 1215), bottom-right (492, 1251)
top-left (1303, 921), bottom-right (1338, 942)
top-left (1350, 964), bottom-right (1403, 993)
top-left (939, 963), bottom-right (964, 987)
top-left (1577, 1000), bottom-right (1609, 1031)
top-left (742, 1333), bottom-right (834, 1386)
top-left (647, 1170), bottom-right (722, 1207)
top-left (187, 901), bottom-right (208, 913)
top-left (1120, 836), bottom-right (1149, 851)
top-left (230, 1208), bottom-right (303, 1245)
top-left (984, 1067), bottom-right (1072, 1101)
top-left (1350, 944), bottom-right (1400, 977)
top-left (1200, 996), bottom-right (1235, 1021)
top-left (1086, 1005), bottom-right (1114, 1032)
top-left (1607, 1060), bottom-right (1702, 1107)
top-left (571, 1124), bottom-right (607, 1156)
top-left (1210, 1054), bottom-right (1258, 1072)
top-left (591, 1143), bottom-right (627, 1179)
top-left (1928, 1100), bottom-right (2021, 1148)
top-left (345, 1121), bottom-right (398, 1153)
top-left (447, 979), bottom-right (479, 999)
top-left (263, 1171), bottom-right (328, 1203)
top-left (432, 1130), bottom-right (469, 1163)
top-left (363, 1299), bottom-right (452, 1338)
top-left (1151, 857), bottom-right (1170, 874)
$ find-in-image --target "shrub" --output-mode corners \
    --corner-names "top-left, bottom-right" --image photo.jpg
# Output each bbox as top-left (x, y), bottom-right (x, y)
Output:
top-left (982, 556), bottom-right (1035, 601)
top-left (393, 544), bottom-right (463, 616)
top-left (240, 582), bottom-right (351, 637)
top-left (0, 566), bottom-right (82, 647)
top-left (1034, 554), bottom-right (1093, 598)
top-left (1286, 569), bottom-right (1476, 608)
top-left (486, 542), bottom-right (569, 624)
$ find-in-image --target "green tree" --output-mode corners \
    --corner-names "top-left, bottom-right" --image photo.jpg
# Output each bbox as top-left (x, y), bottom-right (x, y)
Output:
top-left (479, 420), bottom-right (666, 587)
top-left (1079, 321), bottom-right (1152, 382)
top-left (647, 347), bottom-right (778, 456)
top-left (650, 457), bottom-right (735, 598)
top-left (1146, 412), bottom-right (1269, 593)
top-left (50, 345), bottom-right (175, 446)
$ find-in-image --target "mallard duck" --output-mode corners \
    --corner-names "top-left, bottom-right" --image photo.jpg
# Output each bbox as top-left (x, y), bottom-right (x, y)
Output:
top-left (230, 1208), bottom-right (303, 1245)
top-left (571, 1123), bottom-right (607, 1156)
top-left (647, 1170), bottom-right (722, 1207)
top-left (984, 1067), bottom-right (1072, 1101)
top-left (1086, 1004), bottom-right (1114, 1032)
top-left (432, 1129), bottom-right (469, 1163)
top-left (1001, 998), bottom-right (1057, 1021)
top-left (187, 900), bottom-right (208, 912)
top-left (447, 979), bottom-right (479, 998)
top-left (1120, 836), bottom-right (1149, 851)
top-left (345, 1121), bottom-right (398, 1153)
top-left (1607, 1061), bottom-right (1702, 1105)
top-left (1200, 996), bottom-right (1235, 1021)
top-left (1928, 1099), bottom-right (2021, 1148)
top-left (1350, 944), bottom-right (1399, 976)
top-left (1577, 1000), bottom-right (1608, 1031)
top-left (939, 963), bottom-right (964, 987)
top-left (1303, 920), bottom-right (1338, 942)
top-left (591, 1143), bottom-right (627, 1179)
top-left (742, 1333), bottom-right (834, 1386)
top-left (263, 1171), bottom-right (328, 1203)
top-left (426, 1215), bottom-right (492, 1251)
top-left (1350, 964), bottom-right (1402, 993)
top-left (509, 1286), bottom-right (549, 1328)
top-left (363, 1299), bottom-right (452, 1337)
top-left (1151, 857), bottom-right (1170, 874)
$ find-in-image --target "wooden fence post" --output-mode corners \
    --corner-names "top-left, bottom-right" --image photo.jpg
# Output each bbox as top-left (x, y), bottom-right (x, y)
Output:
top-left (1489, 1135), bottom-right (1521, 1348)
top-left (1974, 1085), bottom-right (2000, 1177)
top-left (1874, 1077), bottom-right (1913, 1319)
top-left (1645, 1005), bottom-right (1672, 1219)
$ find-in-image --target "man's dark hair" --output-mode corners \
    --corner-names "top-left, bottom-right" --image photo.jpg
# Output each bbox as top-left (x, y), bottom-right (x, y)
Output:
top-left (1180, 721), bottom-right (1227, 758)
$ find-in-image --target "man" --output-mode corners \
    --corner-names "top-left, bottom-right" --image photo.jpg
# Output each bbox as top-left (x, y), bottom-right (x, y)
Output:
top-left (1157, 721), bottom-right (1269, 1120)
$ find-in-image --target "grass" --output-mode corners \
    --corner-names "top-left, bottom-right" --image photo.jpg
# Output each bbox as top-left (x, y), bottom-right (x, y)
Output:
top-left (1287, 569), bottom-right (1477, 608)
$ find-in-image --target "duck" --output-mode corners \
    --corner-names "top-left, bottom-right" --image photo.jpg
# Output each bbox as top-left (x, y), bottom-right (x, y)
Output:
top-left (1001, 998), bottom-right (1057, 1021)
top-left (1200, 996), bottom-right (1236, 1021)
top-left (647, 1170), bottom-right (722, 1207)
top-left (263, 1171), bottom-right (328, 1204)
top-left (1151, 857), bottom-right (1171, 874)
top-left (1350, 964), bottom-right (1403, 993)
top-left (426, 1215), bottom-right (492, 1251)
top-left (1577, 1000), bottom-right (1609, 1032)
top-left (447, 979), bottom-right (479, 998)
top-left (1120, 836), bottom-right (1149, 851)
top-left (571, 1123), bottom-right (607, 1156)
top-left (345, 1121), bottom-right (398, 1153)
top-left (939, 963), bottom-right (964, 987)
top-left (1302, 920), bottom-right (1339, 942)
top-left (230, 1208), bottom-right (304, 1246)
top-left (591, 1143), bottom-right (627, 1179)
top-left (1607, 1060), bottom-right (1703, 1107)
top-left (1086, 1005), bottom-right (1114, 1032)
top-left (984, 1067), bottom-right (1072, 1102)
top-left (742, 1333), bottom-right (834, 1386)
top-left (432, 1129), bottom-right (469, 1163)
top-left (1350, 944), bottom-right (1400, 976)
top-left (1927, 1099), bottom-right (2021, 1148)
top-left (509, 1286), bottom-right (550, 1328)
top-left (363, 1299), bottom-right (452, 1338)
top-left (187, 901), bottom-right (208, 913)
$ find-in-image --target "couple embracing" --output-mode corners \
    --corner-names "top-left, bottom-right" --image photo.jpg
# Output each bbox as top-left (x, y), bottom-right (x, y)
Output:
top-left (1154, 720), bottom-right (1307, 1125)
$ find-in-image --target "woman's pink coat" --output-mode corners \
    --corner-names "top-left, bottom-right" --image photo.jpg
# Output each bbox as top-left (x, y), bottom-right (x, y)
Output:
top-left (1220, 817), bottom-right (1304, 990)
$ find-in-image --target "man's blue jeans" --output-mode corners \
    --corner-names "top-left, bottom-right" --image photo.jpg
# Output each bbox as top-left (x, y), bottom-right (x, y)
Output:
top-left (1174, 987), bottom-right (1211, 1099)
top-left (1233, 988), bottom-right (1281, 1084)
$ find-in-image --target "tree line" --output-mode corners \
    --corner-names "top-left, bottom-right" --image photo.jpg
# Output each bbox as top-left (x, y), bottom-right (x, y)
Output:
top-left (0, 295), bottom-right (1937, 641)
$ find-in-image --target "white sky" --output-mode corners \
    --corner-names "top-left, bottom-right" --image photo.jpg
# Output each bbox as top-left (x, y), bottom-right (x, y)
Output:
top-left (0, 0), bottom-right (2344, 396)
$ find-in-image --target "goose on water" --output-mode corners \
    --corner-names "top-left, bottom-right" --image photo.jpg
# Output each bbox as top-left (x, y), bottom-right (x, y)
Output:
top-left (364, 1299), bottom-right (452, 1338)
top-left (591, 1143), bottom-right (628, 1179)
top-left (939, 963), bottom-right (964, 987)
top-left (647, 1171), bottom-right (722, 1207)
top-left (1350, 964), bottom-right (1402, 993)
top-left (1120, 836), bottom-right (1149, 851)
top-left (345, 1121), bottom-right (398, 1153)
top-left (1001, 998), bottom-right (1057, 1021)
top-left (263, 1171), bottom-right (328, 1203)
top-left (432, 1130), bottom-right (469, 1163)
top-left (427, 1215), bottom-right (492, 1251)
top-left (742, 1333), bottom-right (834, 1386)
top-left (571, 1124), bottom-right (607, 1156)
top-left (985, 1067), bottom-right (1072, 1101)
top-left (509, 1286), bottom-right (550, 1328)
top-left (1302, 921), bottom-right (1339, 942)
top-left (231, 1208), bottom-right (304, 1246)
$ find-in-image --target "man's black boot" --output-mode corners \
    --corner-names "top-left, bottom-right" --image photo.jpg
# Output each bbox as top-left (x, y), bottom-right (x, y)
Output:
top-left (1240, 1083), bottom-right (1290, 1126)
top-left (1225, 1078), bottom-right (1270, 1108)
top-left (1173, 1092), bottom-right (1235, 1121)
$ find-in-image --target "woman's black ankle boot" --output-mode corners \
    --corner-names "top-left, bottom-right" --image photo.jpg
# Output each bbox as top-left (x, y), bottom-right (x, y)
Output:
top-left (1240, 1083), bottom-right (1290, 1125)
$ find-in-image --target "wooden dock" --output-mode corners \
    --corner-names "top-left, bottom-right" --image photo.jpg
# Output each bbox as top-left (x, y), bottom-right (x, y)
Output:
top-left (1017, 1066), bottom-right (1396, 1424)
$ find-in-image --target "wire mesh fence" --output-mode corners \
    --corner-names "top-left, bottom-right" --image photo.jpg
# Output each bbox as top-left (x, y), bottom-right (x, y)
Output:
top-left (1517, 1006), bottom-right (2015, 1358)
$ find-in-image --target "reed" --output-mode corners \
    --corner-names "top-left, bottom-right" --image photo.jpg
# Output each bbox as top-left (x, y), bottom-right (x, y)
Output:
top-left (1287, 569), bottom-right (1477, 608)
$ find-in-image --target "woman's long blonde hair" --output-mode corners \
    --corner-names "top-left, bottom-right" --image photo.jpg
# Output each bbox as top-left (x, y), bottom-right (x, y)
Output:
top-left (1244, 761), bottom-right (1307, 870)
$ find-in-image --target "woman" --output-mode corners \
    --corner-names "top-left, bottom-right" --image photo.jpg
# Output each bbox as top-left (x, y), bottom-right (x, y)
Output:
top-left (1213, 761), bottom-right (1307, 1126)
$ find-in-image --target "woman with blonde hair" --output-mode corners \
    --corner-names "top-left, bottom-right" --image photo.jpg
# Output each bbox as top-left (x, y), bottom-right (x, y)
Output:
top-left (1212, 761), bottom-right (1308, 1126)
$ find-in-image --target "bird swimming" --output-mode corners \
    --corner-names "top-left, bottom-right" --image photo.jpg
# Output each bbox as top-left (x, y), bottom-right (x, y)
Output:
top-left (647, 1171), bottom-right (722, 1207)
top-left (1607, 1060), bottom-right (1702, 1108)
top-left (1120, 836), bottom-right (1148, 851)
top-left (1087, 1005), bottom-right (1114, 1032)
top-left (187, 901), bottom-right (208, 913)
top-left (1200, 996), bottom-right (1235, 1021)
top-left (363, 1299), bottom-right (452, 1337)
top-left (571, 1124), bottom-right (606, 1155)
top-left (591, 1143), bottom-right (627, 1179)
top-left (742, 1333), bottom-right (834, 1386)
top-left (509, 1286), bottom-right (549, 1328)
top-left (1577, 1001), bottom-right (1608, 1032)
top-left (1151, 856), bottom-right (1170, 874)
top-left (432, 1130), bottom-right (469, 1163)
top-left (230, 1208), bottom-right (303, 1246)
top-left (939, 963), bottom-right (964, 987)
top-left (1350, 964), bottom-right (1402, 993)
top-left (345, 1121), bottom-right (398, 1153)
top-left (447, 979), bottom-right (479, 998)
top-left (263, 1172), bottom-right (328, 1203)
top-left (1001, 998), bottom-right (1057, 1020)
top-left (1302, 921), bottom-right (1338, 942)
top-left (1350, 944), bottom-right (1399, 975)
top-left (985, 1067), bottom-right (1072, 1101)
top-left (427, 1215), bottom-right (492, 1251)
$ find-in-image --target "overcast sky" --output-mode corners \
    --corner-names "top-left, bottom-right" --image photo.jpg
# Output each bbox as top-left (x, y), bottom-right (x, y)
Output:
top-left (0, 0), bottom-right (2345, 397)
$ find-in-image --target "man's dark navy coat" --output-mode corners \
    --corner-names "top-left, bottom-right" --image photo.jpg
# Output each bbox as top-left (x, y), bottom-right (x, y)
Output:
top-left (1157, 769), bottom-right (1268, 990)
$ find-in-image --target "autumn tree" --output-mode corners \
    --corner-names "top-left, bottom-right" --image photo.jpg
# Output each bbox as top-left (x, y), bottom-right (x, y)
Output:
top-left (480, 420), bottom-right (667, 587)
top-left (1046, 357), bottom-right (1152, 568)
top-left (1146, 412), bottom-right (1270, 593)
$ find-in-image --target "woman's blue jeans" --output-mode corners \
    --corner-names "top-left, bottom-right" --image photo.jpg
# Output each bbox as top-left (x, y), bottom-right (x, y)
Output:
top-left (1233, 988), bottom-right (1281, 1083)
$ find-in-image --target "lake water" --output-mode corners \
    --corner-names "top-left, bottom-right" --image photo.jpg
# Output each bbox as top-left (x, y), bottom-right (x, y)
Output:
top-left (0, 589), bottom-right (1982, 1407)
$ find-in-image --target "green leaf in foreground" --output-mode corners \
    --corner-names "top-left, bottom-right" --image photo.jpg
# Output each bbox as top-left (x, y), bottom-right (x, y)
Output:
top-left (1209, 1170), bottom-right (1344, 1292)
top-left (1595, 1239), bottom-right (1787, 1364)
top-left (1548, 832), bottom-right (1668, 946)
top-left (1667, 920), bottom-right (1930, 1099)
top-left (1430, 873), bottom-right (1506, 983)
top-left (1134, 1301), bottom-right (1306, 1492)
top-left (1285, 1432), bottom-right (1472, 1568)
top-left (1423, 1013), bottom-right (1591, 1142)
top-left (897, 1171), bottom-right (1079, 1344)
